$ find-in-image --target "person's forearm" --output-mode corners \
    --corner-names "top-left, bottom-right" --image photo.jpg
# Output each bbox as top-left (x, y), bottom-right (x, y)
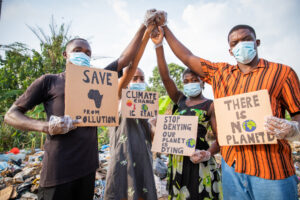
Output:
top-left (155, 46), bottom-right (181, 103)
top-left (4, 105), bottom-right (49, 134)
top-left (118, 29), bottom-right (150, 99)
top-left (207, 141), bottom-right (220, 156)
top-left (163, 25), bottom-right (205, 77)
top-left (163, 26), bottom-right (194, 66)
top-left (156, 46), bottom-right (171, 83)
top-left (118, 24), bottom-right (147, 71)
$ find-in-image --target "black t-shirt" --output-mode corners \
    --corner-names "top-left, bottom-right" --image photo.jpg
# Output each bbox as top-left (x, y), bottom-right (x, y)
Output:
top-left (14, 61), bottom-right (121, 187)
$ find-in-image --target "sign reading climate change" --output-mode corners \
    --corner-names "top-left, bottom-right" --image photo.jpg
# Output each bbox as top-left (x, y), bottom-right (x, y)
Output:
top-left (214, 90), bottom-right (277, 146)
top-left (121, 89), bottom-right (159, 119)
top-left (65, 63), bottom-right (119, 126)
top-left (152, 115), bottom-right (198, 156)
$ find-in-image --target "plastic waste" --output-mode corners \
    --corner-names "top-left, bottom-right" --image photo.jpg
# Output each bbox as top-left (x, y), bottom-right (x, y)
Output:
top-left (101, 145), bottom-right (109, 151)
top-left (0, 154), bottom-right (9, 162)
top-left (0, 161), bottom-right (9, 171)
top-left (9, 147), bottom-right (20, 154)
top-left (153, 157), bottom-right (167, 180)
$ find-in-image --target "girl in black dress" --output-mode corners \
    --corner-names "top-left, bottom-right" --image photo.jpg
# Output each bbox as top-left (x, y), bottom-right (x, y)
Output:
top-left (151, 27), bottom-right (223, 200)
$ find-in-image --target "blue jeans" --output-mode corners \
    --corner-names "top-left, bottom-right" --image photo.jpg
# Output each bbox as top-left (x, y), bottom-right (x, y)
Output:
top-left (221, 158), bottom-right (298, 200)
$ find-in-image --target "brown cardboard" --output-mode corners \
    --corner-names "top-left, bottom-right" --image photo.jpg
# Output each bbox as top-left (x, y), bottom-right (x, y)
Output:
top-left (65, 63), bottom-right (119, 126)
top-left (121, 89), bottom-right (159, 119)
top-left (214, 90), bottom-right (277, 146)
top-left (0, 186), bottom-right (13, 200)
top-left (151, 115), bottom-right (198, 156)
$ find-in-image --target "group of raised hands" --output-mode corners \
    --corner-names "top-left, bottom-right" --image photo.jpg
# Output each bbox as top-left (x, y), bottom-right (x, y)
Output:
top-left (47, 9), bottom-right (300, 157)
top-left (143, 9), bottom-right (167, 47)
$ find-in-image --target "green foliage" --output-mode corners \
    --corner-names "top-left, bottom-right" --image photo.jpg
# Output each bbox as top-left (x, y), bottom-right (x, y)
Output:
top-left (98, 127), bottom-right (110, 148)
top-left (148, 63), bottom-right (185, 97)
top-left (285, 110), bottom-right (291, 121)
top-left (0, 18), bottom-right (71, 152)
top-left (159, 95), bottom-right (174, 115)
top-left (27, 16), bottom-right (71, 74)
top-left (0, 17), bottom-right (188, 152)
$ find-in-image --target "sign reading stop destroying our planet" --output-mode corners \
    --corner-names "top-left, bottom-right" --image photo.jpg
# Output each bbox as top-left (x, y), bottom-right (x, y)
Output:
top-left (152, 115), bottom-right (198, 156)
top-left (121, 89), bottom-right (159, 119)
top-left (214, 90), bottom-right (277, 146)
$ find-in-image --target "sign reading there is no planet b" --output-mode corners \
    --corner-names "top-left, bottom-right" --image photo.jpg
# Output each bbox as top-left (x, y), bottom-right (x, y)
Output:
top-left (214, 90), bottom-right (277, 146)
top-left (65, 63), bottom-right (119, 126)
top-left (151, 115), bottom-right (198, 156)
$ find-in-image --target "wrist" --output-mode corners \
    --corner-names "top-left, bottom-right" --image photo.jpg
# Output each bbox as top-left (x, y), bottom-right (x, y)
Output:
top-left (39, 121), bottom-right (49, 134)
top-left (285, 121), bottom-right (300, 141)
top-left (141, 23), bottom-right (147, 30)
top-left (154, 43), bottom-right (163, 49)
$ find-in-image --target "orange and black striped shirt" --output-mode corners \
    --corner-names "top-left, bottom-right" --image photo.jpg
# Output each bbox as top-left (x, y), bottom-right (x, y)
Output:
top-left (200, 58), bottom-right (300, 180)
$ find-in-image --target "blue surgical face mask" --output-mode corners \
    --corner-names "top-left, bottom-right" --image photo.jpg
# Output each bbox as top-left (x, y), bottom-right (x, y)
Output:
top-left (184, 83), bottom-right (202, 97)
top-left (232, 41), bottom-right (257, 64)
top-left (129, 83), bottom-right (146, 91)
top-left (69, 52), bottom-right (91, 67)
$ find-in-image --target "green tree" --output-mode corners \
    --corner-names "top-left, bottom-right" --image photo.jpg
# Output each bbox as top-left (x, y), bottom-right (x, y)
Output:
top-left (148, 63), bottom-right (185, 96)
top-left (0, 18), bottom-right (71, 152)
top-left (27, 16), bottom-right (71, 73)
top-left (147, 63), bottom-right (185, 116)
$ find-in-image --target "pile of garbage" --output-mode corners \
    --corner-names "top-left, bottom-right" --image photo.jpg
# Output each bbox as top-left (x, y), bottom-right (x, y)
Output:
top-left (1, 142), bottom-right (300, 200)
top-left (0, 146), bottom-right (110, 200)
top-left (0, 148), bottom-right (43, 200)
top-left (290, 141), bottom-right (300, 195)
top-left (94, 145), bottom-right (110, 200)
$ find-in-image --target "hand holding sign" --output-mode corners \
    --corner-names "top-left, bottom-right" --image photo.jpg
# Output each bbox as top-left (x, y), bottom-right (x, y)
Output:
top-left (48, 115), bottom-right (80, 135)
top-left (190, 150), bottom-right (211, 164)
top-left (264, 116), bottom-right (300, 141)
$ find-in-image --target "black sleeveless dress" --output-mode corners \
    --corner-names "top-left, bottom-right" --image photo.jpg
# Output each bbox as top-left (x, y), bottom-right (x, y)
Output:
top-left (167, 95), bottom-right (223, 200)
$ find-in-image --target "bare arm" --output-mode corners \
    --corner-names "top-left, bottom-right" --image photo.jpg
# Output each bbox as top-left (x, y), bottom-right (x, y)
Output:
top-left (117, 26), bottom-right (152, 99)
top-left (4, 104), bottom-right (49, 134)
top-left (152, 27), bottom-right (183, 104)
top-left (207, 103), bottom-right (220, 155)
top-left (292, 114), bottom-right (300, 125)
top-left (162, 26), bottom-right (205, 78)
top-left (117, 24), bottom-right (147, 71)
top-left (148, 117), bottom-right (157, 142)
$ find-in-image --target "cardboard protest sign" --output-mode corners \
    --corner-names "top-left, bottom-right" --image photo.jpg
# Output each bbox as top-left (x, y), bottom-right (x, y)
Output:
top-left (65, 63), bottom-right (119, 126)
top-left (214, 90), bottom-right (276, 146)
top-left (0, 185), bottom-right (13, 200)
top-left (152, 115), bottom-right (198, 156)
top-left (121, 89), bottom-right (159, 119)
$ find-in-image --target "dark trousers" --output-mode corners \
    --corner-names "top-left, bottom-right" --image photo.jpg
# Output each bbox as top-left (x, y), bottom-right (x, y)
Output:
top-left (38, 172), bottom-right (95, 200)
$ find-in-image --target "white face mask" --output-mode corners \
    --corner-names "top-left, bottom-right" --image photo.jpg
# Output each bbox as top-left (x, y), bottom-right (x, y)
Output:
top-left (69, 52), bottom-right (91, 67)
top-left (129, 83), bottom-right (146, 91)
top-left (183, 83), bottom-right (202, 97)
top-left (232, 41), bottom-right (257, 64)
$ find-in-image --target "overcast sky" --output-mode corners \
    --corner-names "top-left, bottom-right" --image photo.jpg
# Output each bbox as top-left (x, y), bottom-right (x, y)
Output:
top-left (1, 0), bottom-right (299, 99)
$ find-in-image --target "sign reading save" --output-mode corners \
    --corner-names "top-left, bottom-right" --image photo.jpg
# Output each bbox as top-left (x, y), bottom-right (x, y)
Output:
top-left (214, 90), bottom-right (277, 146)
top-left (65, 63), bottom-right (119, 126)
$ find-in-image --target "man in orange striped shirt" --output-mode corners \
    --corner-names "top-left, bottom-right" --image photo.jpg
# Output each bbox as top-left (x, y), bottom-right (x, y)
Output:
top-left (160, 23), bottom-right (300, 199)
